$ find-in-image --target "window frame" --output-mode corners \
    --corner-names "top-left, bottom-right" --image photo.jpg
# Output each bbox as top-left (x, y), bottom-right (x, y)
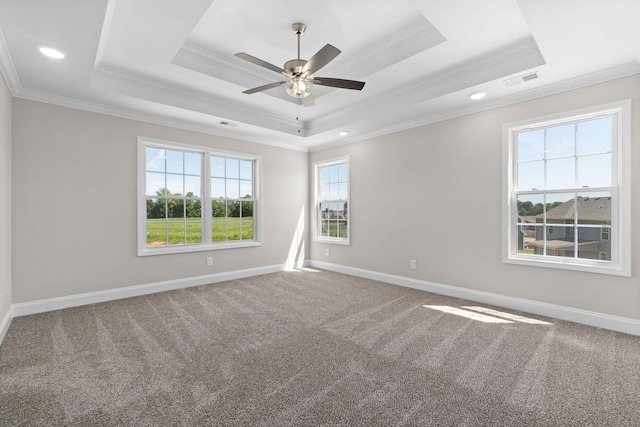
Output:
top-left (313, 156), bottom-right (350, 245)
top-left (137, 137), bottom-right (262, 256)
top-left (502, 100), bottom-right (631, 276)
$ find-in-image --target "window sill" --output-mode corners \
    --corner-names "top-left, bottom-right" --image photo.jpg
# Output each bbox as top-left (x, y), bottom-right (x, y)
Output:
top-left (504, 254), bottom-right (630, 277)
top-left (138, 241), bottom-right (262, 256)
top-left (314, 237), bottom-right (350, 246)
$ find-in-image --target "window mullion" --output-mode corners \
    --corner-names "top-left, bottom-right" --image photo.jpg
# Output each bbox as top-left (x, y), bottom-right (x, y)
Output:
top-left (202, 154), bottom-right (212, 244)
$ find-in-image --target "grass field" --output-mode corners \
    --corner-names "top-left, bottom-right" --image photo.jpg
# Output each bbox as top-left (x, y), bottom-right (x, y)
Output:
top-left (147, 218), bottom-right (253, 246)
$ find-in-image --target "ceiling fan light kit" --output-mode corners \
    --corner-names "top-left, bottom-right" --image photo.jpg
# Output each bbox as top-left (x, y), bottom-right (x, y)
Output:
top-left (235, 22), bottom-right (365, 107)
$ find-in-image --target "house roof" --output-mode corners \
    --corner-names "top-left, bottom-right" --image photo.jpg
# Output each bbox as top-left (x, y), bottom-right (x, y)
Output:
top-left (539, 197), bottom-right (611, 223)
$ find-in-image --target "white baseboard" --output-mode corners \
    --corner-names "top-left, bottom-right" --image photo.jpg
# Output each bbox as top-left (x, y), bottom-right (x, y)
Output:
top-left (310, 260), bottom-right (640, 337)
top-left (0, 305), bottom-right (13, 347)
top-left (12, 263), bottom-right (297, 317)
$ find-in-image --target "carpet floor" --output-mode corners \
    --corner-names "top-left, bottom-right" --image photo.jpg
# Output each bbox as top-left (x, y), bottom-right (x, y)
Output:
top-left (1, 269), bottom-right (639, 426)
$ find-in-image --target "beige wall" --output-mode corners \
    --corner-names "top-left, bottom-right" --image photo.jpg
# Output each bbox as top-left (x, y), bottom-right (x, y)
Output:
top-left (11, 99), bottom-right (309, 303)
top-left (310, 74), bottom-right (640, 321)
top-left (0, 74), bottom-right (11, 323)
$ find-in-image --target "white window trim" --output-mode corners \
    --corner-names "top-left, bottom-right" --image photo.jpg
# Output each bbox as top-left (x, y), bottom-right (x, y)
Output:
top-left (137, 137), bottom-right (262, 256)
top-left (313, 156), bottom-right (350, 245)
top-left (502, 100), bottom-right (631, 276)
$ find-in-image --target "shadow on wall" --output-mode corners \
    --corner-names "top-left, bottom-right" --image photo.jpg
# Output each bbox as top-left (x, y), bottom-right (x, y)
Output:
top-left (285, 206), bottom-right (305, 271)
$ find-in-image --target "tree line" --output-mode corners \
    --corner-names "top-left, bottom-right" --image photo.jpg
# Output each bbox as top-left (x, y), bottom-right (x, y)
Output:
top-left (147, 188), bottom-right (253, 219)
top-left (517, 200), bottom-right (563, 216)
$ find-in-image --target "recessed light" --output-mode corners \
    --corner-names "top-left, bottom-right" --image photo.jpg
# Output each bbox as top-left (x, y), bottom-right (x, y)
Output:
top-left (469, 91), bottom-right (486, 100)
top-left (338, 131), bottom-right (349, 137)
top-left (38, 46), bottom-right (65, 59)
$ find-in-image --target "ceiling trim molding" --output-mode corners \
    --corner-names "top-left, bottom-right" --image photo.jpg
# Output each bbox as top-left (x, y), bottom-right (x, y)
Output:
top-left (0, 28), bottom-right (20, 95)
top-left (307, 36), bottom-right (546, 136)
top-left (325, 12), bottom-right (446, 80)
top-left (92, 63), bottom-right (301, 135)
top-left (172, 41), bottom-right (297, 105)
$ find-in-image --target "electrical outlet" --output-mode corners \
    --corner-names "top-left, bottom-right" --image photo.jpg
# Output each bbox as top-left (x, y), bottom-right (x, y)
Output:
top-left (206, 257), bottom-right (213, 267)
top-left (325, 249), bottom-right (330, 256)
top-left (410, 259), bottom-right (417, 269)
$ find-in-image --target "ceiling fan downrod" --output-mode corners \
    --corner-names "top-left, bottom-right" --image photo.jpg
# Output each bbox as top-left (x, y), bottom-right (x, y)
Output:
top-left (292, 23), bottom-right (306, 61)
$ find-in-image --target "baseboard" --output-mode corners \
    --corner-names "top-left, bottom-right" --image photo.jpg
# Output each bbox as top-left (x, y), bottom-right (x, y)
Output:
top-left (310, 260), bottom-right (640, 337)
top-left (0, 305), bottom-right (13, 347)
top-left (12, 263), bottom-right (301, 317)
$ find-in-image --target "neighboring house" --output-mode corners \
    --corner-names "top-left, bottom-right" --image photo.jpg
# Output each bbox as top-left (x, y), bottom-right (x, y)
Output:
top-left (531, 197), bottom-right (611, 260)
top-left (518, 215), bottom-right (537, 250)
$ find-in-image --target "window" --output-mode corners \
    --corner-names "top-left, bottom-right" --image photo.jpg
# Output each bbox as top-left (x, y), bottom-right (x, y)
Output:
top-left (314, 157), bottom-right (349, 244)
top-left (503, 101), bottom-right (630, 276)
top-left (138, 137), bottom-right (260, 255)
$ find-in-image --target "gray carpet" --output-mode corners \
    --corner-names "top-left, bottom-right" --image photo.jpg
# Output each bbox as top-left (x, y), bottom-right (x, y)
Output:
top-left (1, 269), bottom-right (639, 426)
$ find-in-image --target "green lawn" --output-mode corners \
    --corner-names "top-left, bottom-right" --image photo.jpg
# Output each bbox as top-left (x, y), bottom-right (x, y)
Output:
top-left (147, 217), bottom-right (253, 246)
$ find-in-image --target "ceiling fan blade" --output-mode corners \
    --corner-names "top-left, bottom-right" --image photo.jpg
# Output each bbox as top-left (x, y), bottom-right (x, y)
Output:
top-left (235, 52), bottom-right (284, 74)
top-left (314, 77), bottom-right (365, 90)
top-left (302, 44), bottom-right (341, 75)
top-left (242, 81), bottom-right (286, 94)
top-left (300, 93), bottom-right (315, 107)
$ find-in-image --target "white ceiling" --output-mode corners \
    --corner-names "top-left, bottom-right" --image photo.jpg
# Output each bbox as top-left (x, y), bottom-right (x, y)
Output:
top-left (0, 0), bottom-right (639, 152)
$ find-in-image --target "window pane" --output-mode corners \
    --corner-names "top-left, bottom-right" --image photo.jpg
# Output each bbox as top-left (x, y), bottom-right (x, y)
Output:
top-left (329, 183), bottom-right (340, 200)
top-left (184, 152), bottom-right (201, 175)
top-left (321, 167), bottom-right (330, 185)
top-left (212, 220), bottom-right (227, 242)
top-left (184, 175), bottom-right (201, 197)
top-left (211, 178), bottom-right (225, 198)
top-left (166, 150), bottom-right (183, 174)
top-left (146, 172), bottom-right (165, 196)
top-left (576, 193), bottom-right (611, 226)
top-left (146, 148), bottom-right (165, 172)
top-left (167, 221), bottom-right (185, 245)
top-left (212, 200), bottom-right (226, 218)
top-left (227, 218), bottom-right (241, 240)
top-left (576, 227), bottom-right (602, 260)
top-left (517, 161), bottom-right (544, 190)
top-left (339, 164), bottom-right (348, 182)
top-left (185, 199), bottom-right (201, 219)
top-left (240, 180), bottom-right (252, 198)
top-left (330, 165), bottom-right (339, 182)
top-left (226, 158), bottom-right (239, 179)
top-left (211, 157), bottom-right (225, 177)
top-left (241, 218), bottom-right (254, 239)
top-left (165, 174), bottom-right (183, 195)
top-left (240, 160), bottom-right (252, 180)
top-left (167, 199), bottom-right (184, 219)
top-left (578, 154), bottom-right (611, 187)
top-left (241, 201), bottom-right (254, 219)
top-left (321, 183), bottom-right (330, 200)
top-left (226, 179), bottom-right (240, 199)
top-left (517, 129), bottom-right (544, 162)
top-left (186, 221), bottom-right (202, 244)
top-left (339, 182), bottom-right (348, 200)
top-left (320, 220), bottom-right (330, 237)
top-left (546, 158), bottom-right (575, 189)
top-left (146, 220), bottom-right (166, 247)
top-left (546, 123), bottom-right (575, 159)
top-left (577, 117), bottom-right (611, 155)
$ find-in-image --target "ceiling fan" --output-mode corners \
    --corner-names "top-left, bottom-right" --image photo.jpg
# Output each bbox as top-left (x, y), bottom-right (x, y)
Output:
top-left (235, 23), bottom-right (366, 107)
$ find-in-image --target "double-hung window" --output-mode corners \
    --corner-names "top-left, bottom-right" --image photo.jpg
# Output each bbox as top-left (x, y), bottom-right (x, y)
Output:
top-left (314, 157), bottom-right (350, 244)
top-left (138, 137), bottom-right (260, 255)
top-left (503, 101), bottom-right (630, 276)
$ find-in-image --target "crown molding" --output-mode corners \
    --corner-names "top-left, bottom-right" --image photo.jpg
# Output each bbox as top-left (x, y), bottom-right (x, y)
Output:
top-left (92, 63), bottom-right (302, 135)
top-left (0, 28), bottom-right (20, 95)
top-left (310, 63), bottom-right (640, 152)
top-left (307, 36), bottom-right (546, 136)
top-left (13, 86), bottom-right (309, 152)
